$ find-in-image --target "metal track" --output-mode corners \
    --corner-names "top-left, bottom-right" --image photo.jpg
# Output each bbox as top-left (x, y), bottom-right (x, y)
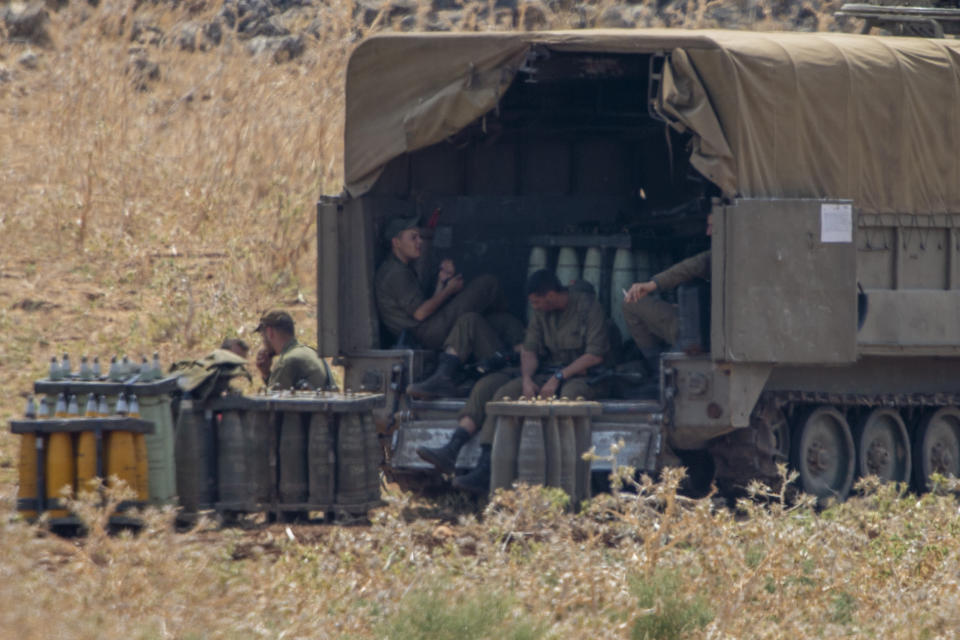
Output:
top-left (766, 390), bottom-right (960, 409)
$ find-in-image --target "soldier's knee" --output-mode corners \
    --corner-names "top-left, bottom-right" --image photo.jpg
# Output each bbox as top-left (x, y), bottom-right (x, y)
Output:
top-left (456, 311), bottom-right (483, 328)
top-left (474, 274), bottom-right (498, 288)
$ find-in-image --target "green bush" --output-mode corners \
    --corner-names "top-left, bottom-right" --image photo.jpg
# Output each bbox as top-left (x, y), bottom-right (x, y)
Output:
top-left (380, 586), bottom-right (547, 640)
top-left (630, 570), bottom-right (713, 640)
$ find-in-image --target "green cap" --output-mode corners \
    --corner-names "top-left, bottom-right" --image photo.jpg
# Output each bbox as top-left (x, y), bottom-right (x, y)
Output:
top-left (382, 215), bottom-right (420, 242)
top-left (255, 310), bottom-right (295, 334)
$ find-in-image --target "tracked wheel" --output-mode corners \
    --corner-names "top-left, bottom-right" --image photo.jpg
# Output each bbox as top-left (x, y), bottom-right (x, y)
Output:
top-left (855, 408), bottom-right (911, 485)
top-left (768, 406), bottom-right (790, 463)
top-left (913, 407), bottom-right (960, 490)
top-left (791, 406), bottom-right (855, 503)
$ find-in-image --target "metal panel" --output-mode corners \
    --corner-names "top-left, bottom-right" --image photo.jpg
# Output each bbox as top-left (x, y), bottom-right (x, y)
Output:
top-left (391, 418), bottom-right (661, 474)
top-left (858, 290), bottom-right (960, 348)
top-left (856, 226), bottom-right (895, 290)
top-left (951, 228), bottom-right (960, 290)
top-left (713, 199), bottom-right (857, 364)
top-left (899, 227), bottom-right (948, 290)
top-left (317, 197), bottom-right (340, 357)
top-left (340, 198), bottom-right (380, 354)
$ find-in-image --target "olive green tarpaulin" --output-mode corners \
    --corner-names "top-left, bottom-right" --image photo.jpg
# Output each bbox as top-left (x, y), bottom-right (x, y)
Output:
top-left (344, 30), bottom-right (960, 215)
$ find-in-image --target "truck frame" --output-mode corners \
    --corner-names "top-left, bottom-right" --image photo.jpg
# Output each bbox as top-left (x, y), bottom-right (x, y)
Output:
top-left (318, 30), bottom-right (960, 501)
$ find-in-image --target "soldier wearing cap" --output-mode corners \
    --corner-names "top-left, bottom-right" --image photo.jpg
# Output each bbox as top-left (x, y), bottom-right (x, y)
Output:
top-left (255, 310), bottom-right (331, 390)
top-left (375, 215), bottom-right (522, 398)
top-left (450, 269), bottom-right (611, 494)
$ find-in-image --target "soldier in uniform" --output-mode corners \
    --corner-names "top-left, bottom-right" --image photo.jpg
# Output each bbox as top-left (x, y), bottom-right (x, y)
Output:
top-left (255, 310), bottom-right (332, 390)
top-left (219, 338), bottom-right (250, 359)
top-left (451, 269), bottom-right (611, 494)
top-left (375, 215), bottom-right (521, 398)
top-left (622, 214), bottom-right (712, 366)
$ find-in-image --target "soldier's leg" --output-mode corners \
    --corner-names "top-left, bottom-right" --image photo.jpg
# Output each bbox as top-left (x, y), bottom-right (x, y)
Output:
top-left (458, 371), bottom-right (515, 434)
top-left (484, 312), bottom-right (526, 348)
top-left (417, 371), bottom-right (512, 473)
top-left (442, 312), bottom-right (506, 361)
top-left (453, 375), bottom-right (525, 495)
top-left (476, 377), bottom-right (525, 445)
top-left (557, 377), bottom-right (596, 401)
top-left (622, 297), bottom-right (679, 349)
top-left (414, 274), bottom-right (501, 348)
top-left (409, 312), bottom-right (506, 398)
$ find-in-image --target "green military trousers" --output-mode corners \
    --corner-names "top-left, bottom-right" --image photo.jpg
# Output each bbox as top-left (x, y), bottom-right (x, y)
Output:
top-left (476, 374), bottom-right (598, 445)
top-left (457, 370), bottom-right (514, 431)
top-left (622, 297), bottom-right (679, 350)
top-left (414, 275), bottom-right (523, 361)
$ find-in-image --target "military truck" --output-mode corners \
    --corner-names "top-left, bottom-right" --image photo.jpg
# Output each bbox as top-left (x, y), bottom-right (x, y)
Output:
top-left (317, 30), bottom-right (960, 501)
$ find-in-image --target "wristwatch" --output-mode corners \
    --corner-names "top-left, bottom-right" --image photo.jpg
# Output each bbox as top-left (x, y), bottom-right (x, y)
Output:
top-left (554, 370), bottom-right (565, 381)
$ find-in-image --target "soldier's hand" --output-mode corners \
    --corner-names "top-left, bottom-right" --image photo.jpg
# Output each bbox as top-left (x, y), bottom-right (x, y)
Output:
top-left (522, 377), bottom-right (539, 399)
top-left (625, 281), bottom-right (658, 303)
top-left (539, 376), bottom-right (560, 398)
top-left (435, 260), bottom-right (458, 295)
top-left (438, 259), bottom-right (455, 280)
top-left (255, 348), bottom-right (273, 382)
top-left (443, 273), bottom-right (464, 296)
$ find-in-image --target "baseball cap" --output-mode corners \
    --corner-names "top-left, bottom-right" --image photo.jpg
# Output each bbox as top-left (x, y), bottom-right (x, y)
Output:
top-left (254, 310), bottom-right (295, 334)
top-left (382, 215), bottom-right (420, 242)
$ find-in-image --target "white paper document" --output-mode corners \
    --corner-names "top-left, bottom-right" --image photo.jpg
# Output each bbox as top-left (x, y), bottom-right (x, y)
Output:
top-left (820, 203), bottom-right (852, 243)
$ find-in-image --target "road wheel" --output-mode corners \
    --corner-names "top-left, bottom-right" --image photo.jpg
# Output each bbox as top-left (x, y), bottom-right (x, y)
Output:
top-left (767, 405), bottom-right (790, 464)
top-left (855, 408), bottom-right (911, 485)
top-left (913, 407), bottom-right (960, 490)
top-left (791, 406), bottom-right (855, 504)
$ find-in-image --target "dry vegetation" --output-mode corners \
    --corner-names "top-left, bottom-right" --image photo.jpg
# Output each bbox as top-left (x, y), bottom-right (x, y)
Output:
top-left (1, 1), bottom-right (956, 638)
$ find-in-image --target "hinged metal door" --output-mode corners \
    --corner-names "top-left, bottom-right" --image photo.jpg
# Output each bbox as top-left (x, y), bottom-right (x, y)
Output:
top-left (711, 198), bottom-right (858, 364)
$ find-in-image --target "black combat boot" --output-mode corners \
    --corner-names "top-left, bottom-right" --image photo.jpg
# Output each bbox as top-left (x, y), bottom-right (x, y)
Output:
top-left (451, 444), bottom-right (491, 496)
top-left (407, 353), bottom-right (461, 399)
top-left (416, 426), bottom-right (471, 474)
top-left (472, 350), bottom-right (517, 376)
top-left (640, 347), bottom-right (662, 377)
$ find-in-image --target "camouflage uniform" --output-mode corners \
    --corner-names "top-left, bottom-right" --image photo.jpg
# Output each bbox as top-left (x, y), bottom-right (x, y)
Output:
top-left (477, 290), bottom-right (610, 445)
top-left (374, 253), bottom-right (514, 360)
top-left (623, 250), bottom-right (711, 349)
top-left (267, 338), bottom-right (330, 390)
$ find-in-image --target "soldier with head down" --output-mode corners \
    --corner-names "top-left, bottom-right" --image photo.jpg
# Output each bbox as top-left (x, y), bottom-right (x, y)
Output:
top-left (450, 269), bottom-right (612, 494)
top-left (255, 310), bottom-right (332, 390)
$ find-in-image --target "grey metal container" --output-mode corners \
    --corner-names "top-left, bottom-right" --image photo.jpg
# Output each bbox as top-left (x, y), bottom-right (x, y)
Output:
top-left (174, 400), bottom-right (216, 512)
top-left (278, 411), bottom-right (308, 504)
top-left (307, 412), bottom-right (336, 508)
top-left (217, 410), bottom-right (253, 507)
top-left (336, 412), bottom-right (368, 507)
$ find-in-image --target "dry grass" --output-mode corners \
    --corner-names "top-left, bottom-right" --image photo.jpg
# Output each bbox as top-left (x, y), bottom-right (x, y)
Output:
top-left (1, 1), bottom-right (953, 638)
top-left (3, 469), bottom-right (960, 638)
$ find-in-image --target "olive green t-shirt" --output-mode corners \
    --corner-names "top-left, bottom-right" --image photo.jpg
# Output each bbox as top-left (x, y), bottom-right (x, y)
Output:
top-left (523, 290), bottom-right (610, 369)
top-left (268, 339), bottom-right (330, 390)
top-left (374, 253), bottom-right (425, 335)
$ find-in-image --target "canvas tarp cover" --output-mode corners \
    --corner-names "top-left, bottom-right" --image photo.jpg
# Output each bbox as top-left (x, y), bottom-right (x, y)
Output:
top-left (344, 30), bottom-right (960, 214)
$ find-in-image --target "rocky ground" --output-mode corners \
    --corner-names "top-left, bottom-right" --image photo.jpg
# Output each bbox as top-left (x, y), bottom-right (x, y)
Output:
top-left (2, 0), bottom-right (853, 77)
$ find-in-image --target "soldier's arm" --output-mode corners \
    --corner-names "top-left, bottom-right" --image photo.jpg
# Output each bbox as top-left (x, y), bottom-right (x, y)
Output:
top-left (303, 358), bottom-right (330, 390)
top-left (651, 250), bottom-right (711, 292)
top-left (412, 275), bottom-right (462, 321)
top-left (560, 353), bottom-right (603, 380)
top-left (267, 359), bottom-right (294, 390)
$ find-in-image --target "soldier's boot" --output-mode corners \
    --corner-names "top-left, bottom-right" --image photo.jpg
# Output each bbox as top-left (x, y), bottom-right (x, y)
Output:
top-left (416, 427), bottom-right (471, 474)
top-left (407, 353), bottom-right (461, 399)
top-left (473, 350), bottom-right (517, 376)
top-left (451, 444), bottom-right (491, 496)
top-left (640, 347), bottom-right (663, 377)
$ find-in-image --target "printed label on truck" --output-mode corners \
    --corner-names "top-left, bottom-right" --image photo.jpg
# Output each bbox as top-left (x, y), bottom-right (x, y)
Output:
top-left (820, 203), bottom-right (853, 243)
